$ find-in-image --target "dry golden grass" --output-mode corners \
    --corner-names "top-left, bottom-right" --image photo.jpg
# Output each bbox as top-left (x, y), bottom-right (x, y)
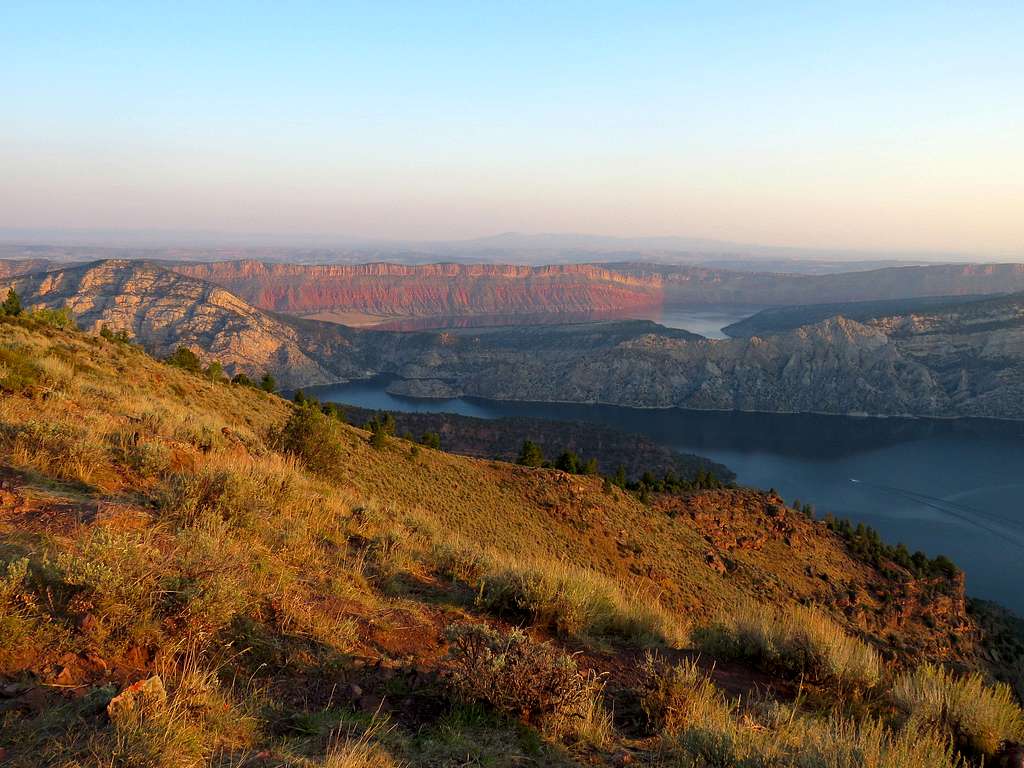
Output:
top-left (323, 720), bottom-right (404, 768)
top-left (0, 317), bottom-right (1014, 767)
top-left (893, 663), bottom-right (1024, 757)
top-left (693, 598), bottom-right (882, 691)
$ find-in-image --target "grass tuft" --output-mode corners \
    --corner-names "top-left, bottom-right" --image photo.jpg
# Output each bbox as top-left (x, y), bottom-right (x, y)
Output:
top-left (693, 599), bottom-right (881, 691)
top-left (893, 662), bottom-right (1024, 758)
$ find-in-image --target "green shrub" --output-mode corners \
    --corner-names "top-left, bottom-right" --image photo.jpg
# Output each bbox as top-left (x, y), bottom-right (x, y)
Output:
top-left (2, 287), bottom-right (22, 316)
top-left (100, 324), bottom-right (133, 343)
top-left (443, 622), bottom-right (609, 742)
top-left (54, 528), bottom-right (163, 649)
top-left (159, 460), bottom-right (293, 530)
top-left (27, 307), bottom-right (75, 329)
top-left (276, 404), bottom-right (347, 475)
top-left (166, 346), bottom-right (202, 373)
top-left (0, 557), bottom-right (45, 664)
top-left (516, 440), bottom-right (544, 467)
top-left (203, 361), bottom-right (225, 382)
top-left (0, 345), bottom-right (41, 392)
top-left (892, 663), bottom-right (1024, 758)
top-left (8, 420), bottom-right (113, 488)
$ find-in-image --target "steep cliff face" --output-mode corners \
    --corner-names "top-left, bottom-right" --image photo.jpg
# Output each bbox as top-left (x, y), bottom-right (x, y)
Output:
top-left (175, 260), bottom-right (664, 318)
top-left (8, 260), bottom-right (356, 388)
top-left (383, 317), bottom-right (955, 415)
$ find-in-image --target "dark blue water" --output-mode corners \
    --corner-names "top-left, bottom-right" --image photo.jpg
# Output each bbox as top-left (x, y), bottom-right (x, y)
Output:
top-left (311, 378), bottom-right (1024, 612)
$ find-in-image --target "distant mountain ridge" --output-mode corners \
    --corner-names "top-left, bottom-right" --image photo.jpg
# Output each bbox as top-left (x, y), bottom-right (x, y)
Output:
top-left (6, 258), bottom-right (1024, 419)
top-left (171, 259), bottom-right (1024, 322)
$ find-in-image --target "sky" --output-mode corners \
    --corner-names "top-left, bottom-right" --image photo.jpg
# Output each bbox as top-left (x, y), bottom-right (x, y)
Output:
top-left (2, 1), bottom-right (1022, 256)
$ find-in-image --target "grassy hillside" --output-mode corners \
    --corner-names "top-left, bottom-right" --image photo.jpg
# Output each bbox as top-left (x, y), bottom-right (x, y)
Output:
top-left (1, 316), bottom-right (1022, 766)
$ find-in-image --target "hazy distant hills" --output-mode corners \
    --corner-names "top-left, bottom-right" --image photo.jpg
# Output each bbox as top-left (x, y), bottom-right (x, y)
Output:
top-left (7, 258), bottom-right (1024, 419)
top-left (3, 228), bottom-right (1007, 275)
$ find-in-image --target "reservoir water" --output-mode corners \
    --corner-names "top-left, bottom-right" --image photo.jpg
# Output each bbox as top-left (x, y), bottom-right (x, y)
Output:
top-left (310, 379), bottom-right (1024, 613)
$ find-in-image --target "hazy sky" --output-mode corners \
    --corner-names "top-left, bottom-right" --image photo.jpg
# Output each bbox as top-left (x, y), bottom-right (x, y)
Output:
top-left (2, 1), bottom-right (1022, 255)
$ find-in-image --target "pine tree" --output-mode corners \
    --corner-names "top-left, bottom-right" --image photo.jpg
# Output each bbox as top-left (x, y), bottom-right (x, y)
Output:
top-left (554, 451), bottom-right (579, 473)
top-left (259, 373), bottom-right (276, 393)
top-left (516, 440), bottom-right (545, 467)
top-left (1, 288), bottom-right (21, 317)
top-left (370, 426), bottom-right (388, 449)
top-left (167, 346), bottom-right (202, 372)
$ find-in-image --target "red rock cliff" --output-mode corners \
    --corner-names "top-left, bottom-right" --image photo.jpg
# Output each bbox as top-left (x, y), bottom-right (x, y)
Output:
top-left (174, 261), bottom-right (664, 317)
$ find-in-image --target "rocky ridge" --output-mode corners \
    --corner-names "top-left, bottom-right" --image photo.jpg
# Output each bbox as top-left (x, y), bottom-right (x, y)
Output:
top-left (7, 259), bottom-right (1024, 419)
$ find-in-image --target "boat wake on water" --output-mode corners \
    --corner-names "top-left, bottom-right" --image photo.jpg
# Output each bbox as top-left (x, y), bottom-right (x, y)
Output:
top-left (850, 478), bottom-right (1024, 550)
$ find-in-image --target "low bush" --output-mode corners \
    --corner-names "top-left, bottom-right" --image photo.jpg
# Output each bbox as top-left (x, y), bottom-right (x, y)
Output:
top-left (443, 622), bottom-right (610, 743)
top-left (26, 307), bottom-right (75, 329)
top-left (53, 527), bottom-right (164, 650)
top-left (159, 455), bottom-right (295, 530)
top-left (0, 557), bottom-right (47, 666)
top-left (275, 403), bottom-right (347, 475)
top-left (637, 653), bottom-right (729, 736)
top-left (7, 420), bottom-right (115, 489)
top-left (892, 662), bottom-right (1024, 758)
top-left (166, 346), bottom-right (202, 373)
top-left (0, 345), bottom-right (41, 392)
top-left (693, 599), bottom-right (881, 691)
top-left (476, 558), bottom-right (685, 647)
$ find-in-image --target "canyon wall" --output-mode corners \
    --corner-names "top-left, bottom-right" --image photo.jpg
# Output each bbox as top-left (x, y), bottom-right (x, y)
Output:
top-left (172, 260), bottom-right (1024, 321)
top-left (10, 260), bottom-right (1024, 420)
top-left (175, 260), bottom-right (663, 318)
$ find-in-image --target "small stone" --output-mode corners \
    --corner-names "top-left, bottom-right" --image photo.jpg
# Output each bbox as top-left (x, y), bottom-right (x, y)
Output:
top-left (107, 676), bottom-right (167, 724)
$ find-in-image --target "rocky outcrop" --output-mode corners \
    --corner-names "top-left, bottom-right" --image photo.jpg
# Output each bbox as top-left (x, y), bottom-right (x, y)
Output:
top-left (381, 317), bottom-right (957, 416)
top-left (7, 260), bottom-right (356, 388)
